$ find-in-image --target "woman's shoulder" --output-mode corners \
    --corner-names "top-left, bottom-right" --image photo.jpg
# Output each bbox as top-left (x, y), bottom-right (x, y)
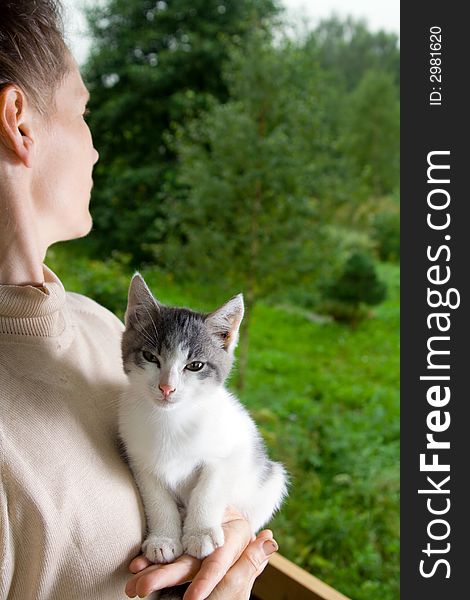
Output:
top-left (65, 291), bottom-right (125, 334)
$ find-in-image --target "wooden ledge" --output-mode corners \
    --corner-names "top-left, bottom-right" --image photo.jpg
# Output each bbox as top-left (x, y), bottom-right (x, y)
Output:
top-left (253, 553), bottom-right (351, 600)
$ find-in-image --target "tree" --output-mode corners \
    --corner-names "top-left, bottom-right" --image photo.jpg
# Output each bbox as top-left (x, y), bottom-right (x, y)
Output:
top-left (159, 32), bottom-right (336, 388)
top-left (299, 17), bottom-right (400, 221)
top-left (82, 0), bottom-right (281, 263)
top-left (341, 69), bottom-right (399, 199)
top-left (305, 16), bottom-right (400, 91)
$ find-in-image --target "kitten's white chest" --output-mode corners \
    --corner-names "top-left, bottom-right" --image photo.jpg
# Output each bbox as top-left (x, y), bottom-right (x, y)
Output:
top-left (121, 402), bottom-right (214, 490)
top-left (150, 432), bottom-right (201, 490)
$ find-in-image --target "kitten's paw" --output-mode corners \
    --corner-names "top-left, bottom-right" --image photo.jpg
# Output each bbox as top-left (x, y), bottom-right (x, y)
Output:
top-left (142, 535), bottom-right (183, 564)
top-left (182, 525), bottom-right (225, 559)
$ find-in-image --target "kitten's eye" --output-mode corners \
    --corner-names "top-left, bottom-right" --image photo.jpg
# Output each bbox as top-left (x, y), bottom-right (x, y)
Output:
top-left (142, 351), bottom-right (160, 367)
top-left (185, 361), bottom-right (205, 372)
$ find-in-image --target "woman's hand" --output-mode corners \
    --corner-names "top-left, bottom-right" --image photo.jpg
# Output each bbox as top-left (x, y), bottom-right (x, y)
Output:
top-left (125, 508), bottom-right (278, 600)
top-left (204, 529), bottom-right (277, 600)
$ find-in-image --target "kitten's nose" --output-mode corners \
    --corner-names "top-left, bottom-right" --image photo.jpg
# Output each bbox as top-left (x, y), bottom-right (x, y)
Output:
top-left (159, 384), bottom-right (176, 398)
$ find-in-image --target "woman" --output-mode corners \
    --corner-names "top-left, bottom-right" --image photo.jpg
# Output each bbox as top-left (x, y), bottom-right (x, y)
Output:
top-left (0, 1), bottom-right (278, 598)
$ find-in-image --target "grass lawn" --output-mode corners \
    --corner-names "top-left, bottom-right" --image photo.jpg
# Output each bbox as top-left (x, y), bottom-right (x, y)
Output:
top-left (242, 262), bottom-right (399, 600)
top-left (47, 244), bottom-right (399, 600)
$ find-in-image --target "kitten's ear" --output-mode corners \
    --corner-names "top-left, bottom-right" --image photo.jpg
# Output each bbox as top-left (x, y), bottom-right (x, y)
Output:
top-left (205, 294), bottom-right (244, 352)
top-left (125, 273), bottom-right (161, 327)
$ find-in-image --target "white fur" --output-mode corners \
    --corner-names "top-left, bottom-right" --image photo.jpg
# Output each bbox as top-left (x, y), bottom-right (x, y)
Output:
top-left (119, 347), bottom-right (287, 562)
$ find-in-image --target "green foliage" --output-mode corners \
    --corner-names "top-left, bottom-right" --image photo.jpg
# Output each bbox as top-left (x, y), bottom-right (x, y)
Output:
top-left (154, 31), bottom-right (348, 386)
top-left (322, 251), bottom-right (387, 322)
top-left (245, 262), bottom-right (399, 600)
top-left (371, 211), bottom-right (400, 262)
top-left (341, 69), bottom-right (399, 199)
top-left (83, 0), bottom-right (280, 263)
top-left (82, 6), bottom-right (400, 266)
top-left (47, 246), bottom-right (132, 319)
top-left (306, 16), bottom-right (400, 91)
top-left (159, 33), bottom-right (338, 305)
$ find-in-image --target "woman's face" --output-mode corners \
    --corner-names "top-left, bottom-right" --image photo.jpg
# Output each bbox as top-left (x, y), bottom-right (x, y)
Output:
top-left (31, 63), bottom-right (99, 244)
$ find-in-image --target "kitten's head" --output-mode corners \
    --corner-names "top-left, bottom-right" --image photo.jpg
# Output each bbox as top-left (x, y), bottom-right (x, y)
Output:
top-left (121, 273), bottom-right (244, 409)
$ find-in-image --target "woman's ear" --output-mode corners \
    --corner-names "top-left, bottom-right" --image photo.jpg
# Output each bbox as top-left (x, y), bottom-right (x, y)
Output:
top-left (0, 85), bottom-right (35, 168)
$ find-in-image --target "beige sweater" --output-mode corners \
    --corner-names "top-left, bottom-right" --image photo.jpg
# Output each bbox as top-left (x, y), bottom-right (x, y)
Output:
top-left (0, 265), bottom-right (147, 599)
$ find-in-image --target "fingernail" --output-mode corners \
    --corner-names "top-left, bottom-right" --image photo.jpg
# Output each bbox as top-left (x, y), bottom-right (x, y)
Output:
top-left (263, 539), bottom-right (279, 555)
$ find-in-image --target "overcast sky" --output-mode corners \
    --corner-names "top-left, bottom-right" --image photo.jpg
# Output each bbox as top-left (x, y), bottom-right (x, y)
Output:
top-left (63, 0), bottom-right (399, 65)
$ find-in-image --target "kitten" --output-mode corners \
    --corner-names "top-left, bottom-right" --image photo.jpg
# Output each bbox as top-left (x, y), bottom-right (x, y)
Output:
top-left (119, 273), bottom-right (287, 568)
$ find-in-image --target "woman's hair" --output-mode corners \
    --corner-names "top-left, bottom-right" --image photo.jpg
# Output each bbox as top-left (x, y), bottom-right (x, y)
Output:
top-left (0, 0), bottom-right (72, 118)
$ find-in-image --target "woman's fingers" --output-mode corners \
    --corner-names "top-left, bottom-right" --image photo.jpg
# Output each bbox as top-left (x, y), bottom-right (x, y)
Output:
top-left (129, 555), bottom-right (153, 574)
top-left (125, 554), bottom-right (201, 598)
top-left (207, 531), bottom-right (278, 600)
top-left (182, 517), bottom-right (253, 600)
top-left (126, 511), bottom-right (275, 600)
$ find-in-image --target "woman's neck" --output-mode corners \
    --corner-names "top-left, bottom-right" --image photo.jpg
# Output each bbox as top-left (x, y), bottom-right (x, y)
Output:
top-left (0, 241), bottom-right (45, 286)
top-left (0, 190), bottom-right (47, 286)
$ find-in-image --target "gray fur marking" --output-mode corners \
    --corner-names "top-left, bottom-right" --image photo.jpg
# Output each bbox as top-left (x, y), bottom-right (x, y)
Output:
top-left (122, 274), bottom-right (243, 385)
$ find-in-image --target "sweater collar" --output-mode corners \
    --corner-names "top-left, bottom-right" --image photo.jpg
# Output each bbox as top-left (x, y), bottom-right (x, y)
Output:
top-left (0, 265), bottom-right (70, 337)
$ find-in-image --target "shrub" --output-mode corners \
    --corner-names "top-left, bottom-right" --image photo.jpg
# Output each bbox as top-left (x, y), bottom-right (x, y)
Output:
top-left (321, 251), bottom-right (387, 322)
